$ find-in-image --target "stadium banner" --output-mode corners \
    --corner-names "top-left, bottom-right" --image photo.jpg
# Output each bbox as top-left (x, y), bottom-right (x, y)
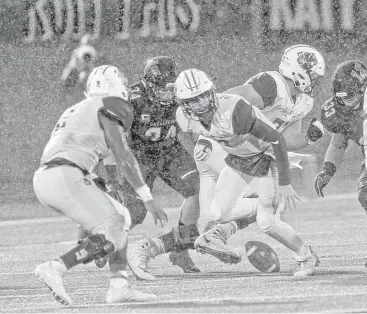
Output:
top-left (2, 0), bottom-right (365, 44)
top-left (14, 0), bottom-right (200, 43)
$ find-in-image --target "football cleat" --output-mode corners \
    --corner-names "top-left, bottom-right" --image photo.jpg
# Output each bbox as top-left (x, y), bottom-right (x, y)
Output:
top-left (194, 226), bottom-right (242, 264)
top-left (169, 250), bottom-right (200, 273)
top-left (127, 242), bottom-right (156, 281)
top-left (34, 261), bottom-right (72, 306)
top-left (293, 246), bottom-right (320, 277)
top-left (245, 241), bottom-right (280, 273)
top-left (106, 281), bottom-right (157, 303)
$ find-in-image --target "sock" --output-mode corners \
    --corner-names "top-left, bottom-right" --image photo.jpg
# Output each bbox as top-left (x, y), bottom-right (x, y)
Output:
top-left (59, 243), bottom-right (92, 270)
top-left (109, 246), bottom-right (128, 273)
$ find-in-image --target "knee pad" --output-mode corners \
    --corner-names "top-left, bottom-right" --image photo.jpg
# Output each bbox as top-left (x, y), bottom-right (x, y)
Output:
top-left (358, 187), bottom-right (367, 212)
top-left (77, 234), bottom-right (115, 264)
top-left (179, 170), bottom-right (200, 198)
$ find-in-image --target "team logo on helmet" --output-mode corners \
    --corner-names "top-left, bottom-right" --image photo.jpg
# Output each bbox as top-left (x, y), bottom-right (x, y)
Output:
top-left (351, 63), bottom-right (367, 84)
top-left (297, 52), bottom-right (318, 71)
top-left (183, 70), bottom-right (201, 91)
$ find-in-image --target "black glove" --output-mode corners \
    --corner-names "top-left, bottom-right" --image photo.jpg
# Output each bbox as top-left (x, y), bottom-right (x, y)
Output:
top-left (305, 117), bottom-right (324, 144)
top-left (314, 161), bottom-right (336, 197)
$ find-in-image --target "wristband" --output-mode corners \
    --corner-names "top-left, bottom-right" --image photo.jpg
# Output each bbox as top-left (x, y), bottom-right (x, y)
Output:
top-left (322, 161), bottom-right (336, 177)
top-left (135, 184), bottom-right (153, 202)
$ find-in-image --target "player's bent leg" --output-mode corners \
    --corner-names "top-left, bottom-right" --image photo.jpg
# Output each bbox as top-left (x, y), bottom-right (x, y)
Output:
top-left (128, 224), bottom-right (200, 280)
top-left (34, 167), bottom-right (154, 304)
top-left (107, 245), bottom-right (157, 303)
top-left (194, 166), bottom-right (254, 263)
top-left (161, 150), bottom-right (201, 274)
top-left (256, 167), bottom-right (319, 277)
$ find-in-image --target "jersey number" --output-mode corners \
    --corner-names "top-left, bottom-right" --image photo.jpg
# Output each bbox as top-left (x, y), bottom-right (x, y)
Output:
top-left (53, 106), bottom-right (77, 133)
top-left (145, 125), bottom-right (177, 141)
top-left (324, 102), bottom-right (335, 118)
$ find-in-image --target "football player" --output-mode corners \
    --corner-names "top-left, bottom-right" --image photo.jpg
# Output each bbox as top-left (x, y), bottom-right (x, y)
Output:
top-left (173, 67), bottom-right (322, 277)
top-left (316, 60), bottom-right (367, 213)
top-left (187, 45), bottom-right (325, 278)
top-left (109, 56), bottom-right (202, 277)
top-left (129, 45), bottom-right (325, 280)
top-left (33, 65), bottom-right (168, 305)
top-left (61, 35), bottom-right (107, 106)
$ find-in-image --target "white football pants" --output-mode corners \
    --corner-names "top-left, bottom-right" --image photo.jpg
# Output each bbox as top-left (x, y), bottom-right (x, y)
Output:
top-left (33, 166), bottom-right (131, 251)
top-left (195, 137), bottom-right (309, 259)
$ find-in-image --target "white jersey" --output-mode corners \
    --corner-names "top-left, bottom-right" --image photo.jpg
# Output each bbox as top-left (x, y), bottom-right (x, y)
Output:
top-left (177, 93), bottom-right (276, 158)
top-left (40, 96), bottom-right (133, 173)
top-left (243, 71), bottom-right (313, 130)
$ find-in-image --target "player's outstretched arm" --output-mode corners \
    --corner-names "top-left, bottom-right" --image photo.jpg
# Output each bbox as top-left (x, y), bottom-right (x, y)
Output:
top-left (285, 118), bottom-right (324, 151)
top-left (314, 132), bottom-right (347, 198)
top-left (249, 118), bottom-right (301, 210)
top-left (99, 109), bottom-right (168, 227)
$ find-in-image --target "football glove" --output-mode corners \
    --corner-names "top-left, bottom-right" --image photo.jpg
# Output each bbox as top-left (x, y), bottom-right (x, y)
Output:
top-left (194, 138), bottom-right (213, 162)
top-left (314, 161), bottom-right (336, 198)
top-left (305, 117), bottom-right (324, 145)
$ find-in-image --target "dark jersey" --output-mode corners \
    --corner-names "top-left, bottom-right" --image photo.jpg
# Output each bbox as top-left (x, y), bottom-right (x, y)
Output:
top-left (321, 97), bottom-right (364, 146)
top-left (128, 80), bottom-right (180, 157)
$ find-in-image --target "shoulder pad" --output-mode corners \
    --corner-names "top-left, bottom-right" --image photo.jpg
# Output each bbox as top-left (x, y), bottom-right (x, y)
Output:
top-left (247, 72), bottom-right (277, 97)
top-left (246, 72), bottom-right (277, 107)
top-left (100, 97), bottom-right (134, 131)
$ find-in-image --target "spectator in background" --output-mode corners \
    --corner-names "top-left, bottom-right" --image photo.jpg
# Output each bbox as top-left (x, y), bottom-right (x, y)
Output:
top-left (61, 34), bottom-right (108, 106)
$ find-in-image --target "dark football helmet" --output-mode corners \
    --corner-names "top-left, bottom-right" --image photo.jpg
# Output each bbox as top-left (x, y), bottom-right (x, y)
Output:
top-left (143, 56), bottom-right (178, 105)
top-left (332, 60), bottom-right (367, 110)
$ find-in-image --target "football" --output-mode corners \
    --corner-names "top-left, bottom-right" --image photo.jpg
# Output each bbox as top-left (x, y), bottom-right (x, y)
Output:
top-left (245, 241), bottom-right (280, 273)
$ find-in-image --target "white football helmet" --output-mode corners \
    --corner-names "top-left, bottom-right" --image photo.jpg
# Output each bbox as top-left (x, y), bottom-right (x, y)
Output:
top-left (85, 65), bottom-right (129, 101)
top-left (174, 69), bottom-right (217, 120)
top-left (279, 44), bottom-right (325, 97)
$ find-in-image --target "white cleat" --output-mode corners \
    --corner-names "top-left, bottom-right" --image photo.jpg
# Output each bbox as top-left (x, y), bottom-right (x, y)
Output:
top-left (127, 242), bottom-right (156, 281)
top-left (293, 246), bottom-right (320, 278)
top-left (34, 261), bottom-right (72, 306)
top-left (106, 282), bottom-right (157, 304)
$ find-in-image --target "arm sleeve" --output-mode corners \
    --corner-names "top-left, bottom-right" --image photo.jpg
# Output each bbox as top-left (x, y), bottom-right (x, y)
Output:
top-left (100, 97), bottom-right (134, 131)
top-left (249, 119), bottom-right (291, 186)
top-left (248, 72), bottom-right (277, 108)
